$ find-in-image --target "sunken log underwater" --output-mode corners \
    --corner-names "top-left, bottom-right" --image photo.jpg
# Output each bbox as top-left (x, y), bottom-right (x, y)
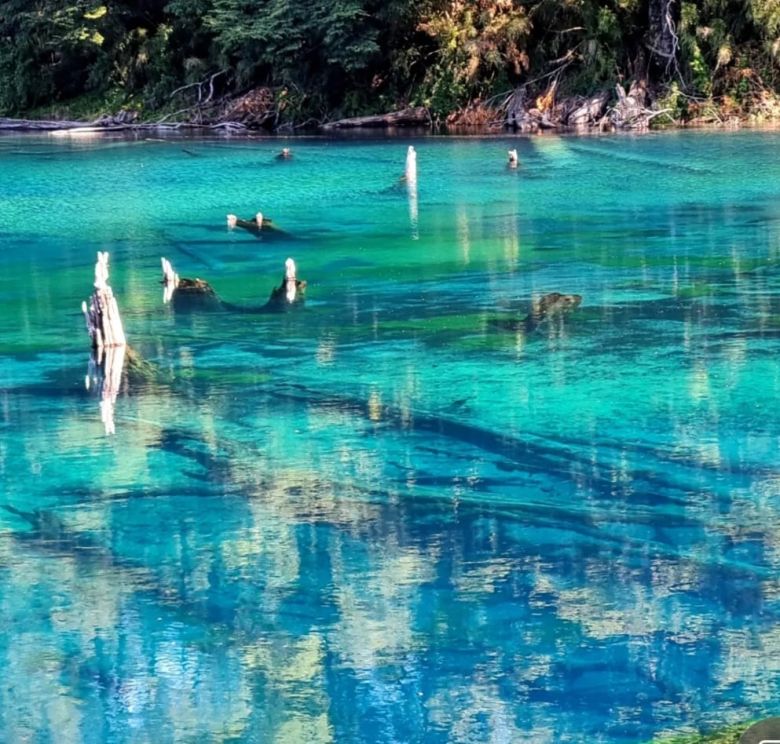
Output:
top-left (226, 211), bottom-right (289, 239)
top-left (161, 256), bottom-right (306, 313)
top-left (490, 292), bottom-right (583, 333)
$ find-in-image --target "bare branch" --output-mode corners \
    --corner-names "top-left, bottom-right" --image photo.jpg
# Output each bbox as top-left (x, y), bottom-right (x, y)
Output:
top-left (169, 81), bottom-right (201, 100)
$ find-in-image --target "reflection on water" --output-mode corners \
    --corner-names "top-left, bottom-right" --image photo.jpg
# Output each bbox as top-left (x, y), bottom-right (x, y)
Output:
top-left (1, 132), bottom-right (780, 742)
top-left (85, 344), bottom-right (125, 435)
top-left (406, 145), bottom-right (419, 240)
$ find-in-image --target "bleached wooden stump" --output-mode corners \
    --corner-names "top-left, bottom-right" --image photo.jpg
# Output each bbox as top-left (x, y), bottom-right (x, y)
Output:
top-left (82, 252), bottom-right (126, 348)
top-left (284, 257), bottom-right (298, 303)
top-left (264, 257), bottom-right (306, 309)
top-left (81, 251), bottom-right (126, 434)
top-left (161, 257), bottom-right (180, 303)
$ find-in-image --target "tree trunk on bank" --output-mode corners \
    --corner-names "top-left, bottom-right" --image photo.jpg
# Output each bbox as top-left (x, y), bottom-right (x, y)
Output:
top-left (321, 107), bottom-right (431, 130)
top-left (647, 0), bottom-right (680, 73)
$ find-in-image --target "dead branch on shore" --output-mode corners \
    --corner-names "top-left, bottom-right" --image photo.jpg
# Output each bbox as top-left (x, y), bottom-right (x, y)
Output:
top-left (609, 81), bottom-right (672, 129)
top-left (169, 70), bottom-right (227, 106)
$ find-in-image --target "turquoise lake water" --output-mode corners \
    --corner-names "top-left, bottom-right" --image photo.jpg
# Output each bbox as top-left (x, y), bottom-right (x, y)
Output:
top-left (0, 130), bottom-right (779, 743)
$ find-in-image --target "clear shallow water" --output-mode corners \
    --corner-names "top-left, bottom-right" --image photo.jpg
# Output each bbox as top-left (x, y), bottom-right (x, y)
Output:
top-left (0, 130), bottom-right (779, 743)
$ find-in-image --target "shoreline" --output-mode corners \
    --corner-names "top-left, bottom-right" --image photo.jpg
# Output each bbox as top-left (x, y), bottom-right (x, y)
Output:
top-left (7, 97), bottom-right (780, 140)
top-left (3, 117), bottom-right (780, 142)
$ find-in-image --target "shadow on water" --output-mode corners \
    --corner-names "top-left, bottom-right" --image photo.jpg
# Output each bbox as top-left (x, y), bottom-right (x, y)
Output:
top-left (268, 380), bottom-right (767, 492)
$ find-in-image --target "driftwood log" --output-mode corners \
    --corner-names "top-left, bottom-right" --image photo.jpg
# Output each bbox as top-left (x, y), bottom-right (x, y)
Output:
top-left (503, 83), bottom-right (611, 132)
top-left (609, 81), bottom-right (671, 130)
top-left (217, 87), bottom-right (278, 130)
top-left (1, 117), bottom-right (104, 131)
top-left (321, 107), bottom-right (430, 131)
top-left (566, 91), bottom-right (610, 129)
top-left (0, 116), bottom-right (249, 134)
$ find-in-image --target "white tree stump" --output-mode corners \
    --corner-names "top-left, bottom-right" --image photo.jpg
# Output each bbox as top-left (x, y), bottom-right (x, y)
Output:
top-left (82, 252), bottom-right (126, 348)
top-left (81, 251), bottom-right (126, 435)
top-left (161, 257), bottom-right (180, 303)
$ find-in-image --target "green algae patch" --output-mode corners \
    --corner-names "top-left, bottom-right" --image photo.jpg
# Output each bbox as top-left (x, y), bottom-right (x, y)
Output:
top-left (675, 282), bottom-right (717, 299)
top-left (452, 332), bottom-right (520, 353)
top-left (613, 279), bottom-right (663, 291)
top-left (125, 347), bottom-right (168, 384)
top-left (650, 721), bottom-right (752, 744)
top-left (377, 311), bottom-right (539, 353)
top-left (379, 312), bottom-right (491, 336)
top-left (181, 367), bottom-right (272, 386)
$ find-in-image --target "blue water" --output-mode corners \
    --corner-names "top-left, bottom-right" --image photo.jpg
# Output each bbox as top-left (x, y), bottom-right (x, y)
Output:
top-left (0, 130), bottom-right (779, 743)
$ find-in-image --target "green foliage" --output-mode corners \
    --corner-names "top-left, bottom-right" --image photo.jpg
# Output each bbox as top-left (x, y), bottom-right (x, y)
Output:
top-left (3, 0), bottom-right (780, 122)
top-left (205, 0), bottom-right (383, 111)
top-left (23, 88), bottom-right (134, 120)
top-left (0, 0), bottom-right (113, 112)
top-left (655, 80), bottom-right (687, 121)
top-left (678, 3), bottom-right (713, 95)
top-left (415, 0), bottom-right (532, 113)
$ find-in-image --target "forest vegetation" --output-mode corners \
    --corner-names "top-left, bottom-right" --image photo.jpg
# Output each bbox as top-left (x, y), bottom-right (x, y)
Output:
top-left (3, 0), bottom-right (780, 129)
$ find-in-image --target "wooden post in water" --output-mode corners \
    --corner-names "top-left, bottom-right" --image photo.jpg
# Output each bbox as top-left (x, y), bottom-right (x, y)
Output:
top-left (81, 251), bottom-right (126, 434)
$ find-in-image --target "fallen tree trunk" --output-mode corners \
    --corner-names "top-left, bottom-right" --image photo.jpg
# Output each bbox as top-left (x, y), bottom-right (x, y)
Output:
top-left (0, 117), bottom-right (94, 131)
top-left (4, 103), bottom-right (429, 133)
top-left (0, 116), bottom-right (248, 134)
top-left (321, 107), bottom-right (430, 130)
